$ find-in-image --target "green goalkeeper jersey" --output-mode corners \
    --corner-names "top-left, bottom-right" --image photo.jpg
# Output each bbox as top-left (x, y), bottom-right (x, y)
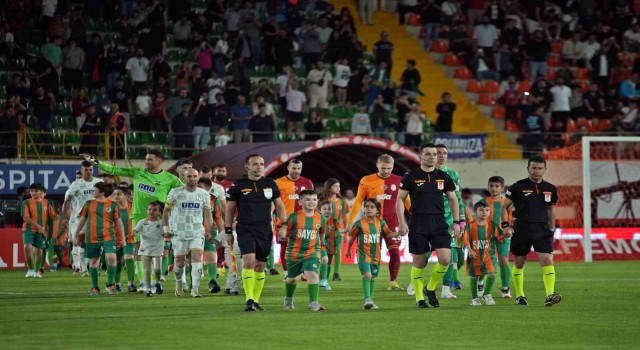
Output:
top-left (97, 162), bottom-right (183, 222)
top-left (439, 166), bottom-right (465, 225)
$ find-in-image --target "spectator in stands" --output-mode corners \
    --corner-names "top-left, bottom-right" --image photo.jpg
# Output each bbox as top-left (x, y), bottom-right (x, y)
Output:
top-left (79, 104), bottom-right (104, 156)
top-left (93, 85), bottom-right (110, 117)
top-left (108, 78), bottom-right (132, 129)
top-left (569, 84), bottom-right (585, 119)
top-left (397, 0), bottom-right (420, 25)
top-left (104, 40), bottom-right (124, 91)
top-left (251, 96), bottom-right (276, 126)
top-left (307, 60), bottom-right (333, 120)
top-left (190, 66), bottom-right (207, 101)
top-left (591, 46), bottom-right (618, 92)
top-left (316, 17), bottom-right (333, 52)
top-left (300, 21), bottom-right (323, 70)
top-left (583, 83), bottom-right (606, 121)
top-left (135, 86), bottom-right (153, 131)
top-left (605, 86), bottom-right (623, 118)
top-left (333, 58), bottom-right (351, 106)
top-left (30, 54), bottom-right (59, 96)
top-left (215, 127), bottom-right (231, 147)
top-left (254, 80), bottom-right (277, 104)
top-left (405, 103), bottom-right (425, 149)
top-left (304, 110), bottom-right (324, 141)
top-left (400, 59), bottom-right (422, 98)
top-left (501, 19), bottom-right (522, 49)
top-left (262, 16), bottom-right (279, 67)
top-left (555, 62), bottom-right (575, 86)
top-left (126, 48), bottom-right (150, 96)
top-left (421, 0), bottom-right (442, 51)
top-left (448, 22), bottom-right (473, 62)
top-left (374, 32), bottom-right (394, 73)
top-left (71, 88), bottom-right (90, 131)
top-left (470, 48), bottom-right (500, 81)
top-left (242, 14), bottom-right (264, 68)
top-left (231, 95), bottom-right (252, 144)
top-left (6, 75), bottom-right (31, 106)
top-left (583, 34), bottom-right (601, 70)
top-left (223, 73), bottom-right (241, 109)
top-left (474, 15), bottom-right (499, 61)
top-left (227, 57), bottom-right (251, 98)
top-left (193, 92), bottom-right (213, 151)
top-left (249, 103), bottom-right (276, 142)
top-left (30, 86), bottom-right (55, 146)
top-left (153, 91), bottom-right (168, 132)
top-left (4, 96), bottom-right (27, 124)
top-left (550, 77), bottom-right (572, 130)
top-left (86, 34), bottom-right (104, 85)
top-left (172, 103), bottom-right (195, 159)
top-left (395, 92), bottom-right (411, 144)
top-left (359, 0), bottom-right (375, 25)
top-left (206, 71), bottom-right (225, 104)
top-left (211, 94), bottom-right (230, 134)
top-left (622, 23), bottom-right (640, 54)
top-left (441, 0), bottom-right (461, 25)
top-left (466, 0), bottom-right (487, 26)
top-left (370, 94), bottom-right (391, 139)
top-left (150, 54), bottom-right (172, 84)
top-left (526, 30), bottom-right (551, 82)
top-left (41, 36), bottom-right (63, 80)
top-left (214, 31), bottom-right (231, 78)
top-left (174, 15), bottom-right (193, 48)
top-left (347, 58), bottom-right (368, 105)
top-left (562, 33), bottom-right (585, 67)
top-left (521, 104), bottom-right (546, 158)
top-left (368, 61), bottom-right (389, 108)
top-left (62, 39), bottom-right (85, 90)
top-left (108, 102), bottom-right (126, 159)
top-left (165, 88), bottom-right (192, 121)
top-left (435, 92), bottom-right (456, 132)
top-left (352, 102), bottom-right (372, 135)
top-left (531, 79), bottom-right (552, 109)
top-left (619, 73), bottom-right (639, 101)
top-left (272, 29), bottom-right (294, 72)
top-left (285, 79), bottom-right (307, 141)
top-left (0, 107), bottom-right (19, 159)
top-left (484, 0), bottom-right (505, 29)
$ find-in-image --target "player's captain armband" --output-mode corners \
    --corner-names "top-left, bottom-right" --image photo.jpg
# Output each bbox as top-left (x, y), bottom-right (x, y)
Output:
top-left (164, 200), bottom-right (174, 209)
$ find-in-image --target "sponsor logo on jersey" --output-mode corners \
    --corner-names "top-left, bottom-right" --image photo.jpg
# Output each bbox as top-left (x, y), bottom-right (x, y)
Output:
top-left (181, 202), bottom-right (202, 210)
top-left (138, 183), bottom-right (157, 194)
top-left (288, 194), bottom-right (299, 200)
top-left (295, 228), bottom-right (318, 240)
top-left (82, 189), bottom-right (93, 195)
top-left (376, 194), bottom-right (392, 201)
top-left (472, 239), bottom-right (491, 250)
top-left (363, 234), bottom-right (379, 244)
top-left (263, 188), bottom-right (273, 200)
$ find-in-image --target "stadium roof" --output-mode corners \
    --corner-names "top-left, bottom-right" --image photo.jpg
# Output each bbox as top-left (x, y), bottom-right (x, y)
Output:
top-left (172, 136), bottom-right (421, 187)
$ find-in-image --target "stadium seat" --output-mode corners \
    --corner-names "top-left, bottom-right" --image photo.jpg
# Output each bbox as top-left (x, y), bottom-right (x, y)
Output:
top-left (430, 40), bottom-right (449, 53)
top-left (577, 80), bottom-right (590, 92)
top-left (517, 81), bottom-right (532, 93)
top-left (454, 67), bottom-right (473, 80)
top-left (325, 119), bottom-right (339, 132)
top-left (477, 94), bottom-right (497, 105)
top-left (596, 119), bottom-right (611, 131)
top-left (443, 54), bottom-right (463, 66)
top-left (407, 14), bottom-right (422, 26)
top-left (545, 69), bottom-right (556, 80)
top-left (491, 106), bottom-right (505, 119)
top-left (566, 118), bottom-right (577, 132)
top-left (505, 120), bottom-right (519, 132)
top-left (575, 68), bottom-right (589, 80)
top-left (551, 41), bottom-right (563, 53)
top-left (483, 80), bottom-right (499, 93)
top-left (466, 80), bottom-right (483, 93)
top-left (547, 55), bottom-right (563, 67)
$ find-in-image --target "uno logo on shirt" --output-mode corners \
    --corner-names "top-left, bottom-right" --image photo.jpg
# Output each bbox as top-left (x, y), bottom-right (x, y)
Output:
top-left (138, 183), bottom-right (157, 194)
top-left (181, 202), bottom-right (201, 210)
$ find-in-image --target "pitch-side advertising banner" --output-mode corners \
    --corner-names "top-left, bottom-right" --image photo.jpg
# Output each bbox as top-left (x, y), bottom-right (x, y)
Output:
top-left (0, 164), bottom-right (97, 195)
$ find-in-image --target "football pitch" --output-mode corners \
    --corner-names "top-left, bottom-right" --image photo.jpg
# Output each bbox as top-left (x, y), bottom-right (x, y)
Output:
top-left (0, 262), bottom-right (638, 350)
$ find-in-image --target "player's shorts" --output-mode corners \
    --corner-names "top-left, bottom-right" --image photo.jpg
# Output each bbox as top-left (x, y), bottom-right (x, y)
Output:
top-left (236, 222), bottom-right (273, 262)
top-left (408, 216), bottom-right (451, 254)
top-left (122, 243), bottom-right (136, 256)
top-left (172, 236), bottom-right (205, 256)
top-left (384, 235), bottom-right (401, 250)
top-left (286, 257), bottom-right (320, 279)
top-left (492, 237), bottom-right (511, 257)
top-left (116, 247), bottom-right (124, 259)
top-left (308, 93), bottom-right (328, 109)
top-left (511, 221), bottom-right (554, 256)
top-left (324, 230), bottom-right (343, 255)
top-left (286, 110), bottom-right (304, 122)
top-left (451, 247), bottom-right (465, 267)
top-left (204, 238), bottom-right (218, 252)
top-left (53, 229), bottom-right (67, 246)
top-left (86, 241), bottom-right (116, 259)
top-left (357, 262), bottom-right (380, 278)
top-left (22, 231), bottom-right (47, 249)
top-left (45, 235), bottom-right (53, 249)
top-left (466, 252), bottom-right (497, 277)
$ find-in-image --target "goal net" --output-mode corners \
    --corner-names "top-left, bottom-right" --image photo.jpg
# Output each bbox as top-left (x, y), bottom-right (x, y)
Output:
top-left (545, 136), bottom-right (640, 262)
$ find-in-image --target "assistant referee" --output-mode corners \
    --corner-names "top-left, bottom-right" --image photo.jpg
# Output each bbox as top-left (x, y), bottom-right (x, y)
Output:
top-left (501, 155), bottom-right (562, 307)
top-left (225, 154), bottom-right (287, 312)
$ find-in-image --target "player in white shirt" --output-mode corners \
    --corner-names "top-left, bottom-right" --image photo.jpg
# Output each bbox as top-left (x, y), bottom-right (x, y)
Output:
top-left (163, 168), bottom-right (213, 298)
top-left (133, 201), bottom-right (165, 297)
top-left (60, 161), bottom-right (102, 276)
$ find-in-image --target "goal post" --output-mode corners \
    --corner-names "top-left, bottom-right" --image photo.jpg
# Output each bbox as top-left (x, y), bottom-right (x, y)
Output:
top-left (581, 136), bottom-right (640, 263)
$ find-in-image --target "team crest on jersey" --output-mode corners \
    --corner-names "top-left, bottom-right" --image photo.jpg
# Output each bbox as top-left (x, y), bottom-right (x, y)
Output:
top-left (391, 184), bottom-right (396, 191)
top-left (105, 207), bottom-right (112, 213)
top-left (316, 224), bottom-right (322, 229)
top-left (263, 188), bottom-right (273, 199)
top-left (382, 185), bottom-right (387, 190)
top-left (155, 181), bottom-right (161, 186)
top-left (544, 192), bottom-right (552, 202)
top-left (436, 179), bottom-right (445, 190)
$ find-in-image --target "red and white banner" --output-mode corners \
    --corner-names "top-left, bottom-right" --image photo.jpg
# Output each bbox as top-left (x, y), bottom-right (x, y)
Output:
top-left (0, 228), bottom-right (26, 269)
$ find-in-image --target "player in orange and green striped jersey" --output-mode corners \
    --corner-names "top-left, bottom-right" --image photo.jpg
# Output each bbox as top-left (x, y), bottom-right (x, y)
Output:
top-left (346, 199), bottom-right (406, 310)
top-left (75, 183), bottom-right (125, 296)
top-left (320, 178), bottom-right (350, 281)
top-left (21, 183), bottom-right (58, 278)
top-left (112, 187), bottom-right (137, 292)
top-left (197, 178), bottom-right (226, 294)
top-left (464, 200), bottom-right (503, 306)
top-left (318, 200), bottom-right (340, 291)
top-left (485, 175), bottom-right (514, 298)
top-left (279, 190), bottom-right (327, 311)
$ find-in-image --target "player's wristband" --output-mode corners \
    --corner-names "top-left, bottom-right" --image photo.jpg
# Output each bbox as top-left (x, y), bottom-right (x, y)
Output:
top-left (163, 226), bottom-right (170, 234)
top-left (453, 220), bottom-right (461, 224)
top-left (501, 221), bottom-right (510, 229)
top-left (225, 227), bottom-right (233, 234)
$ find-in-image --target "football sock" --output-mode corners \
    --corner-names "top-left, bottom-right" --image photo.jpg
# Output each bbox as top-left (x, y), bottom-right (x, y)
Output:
top-left (285, 282), bottom-right (297, 298)
top-left (427, 263), bottom-right (449, 291)
top-left (362, 277), bottom-right (371, 299)
top-left (411, 266), bottom-right (425, 302)
top-left (207, 263), bottom-right (217, 282)
top-left (115, 261), bottom-right (123, 284)
top-left (470, 278), bottom-right (478, 298)
top-left (500, 263), bottom-right (512, 289)
top-left (174, 266), bottom-right (184, 285)
top-left (308, 283), bottom-right (319, 302)
top-left (125, 258), bottom-right (135, 283)
top-left (253, 271), bottom-right (266, 303)
top-left (542, 265), bottom-right (556, 296)
top-left (327, 255), bottom-right (333, 278)
top-left (333, 249), bottom-right (342, 274)
top-left (26, 257), bottom-right (33, 270)
top-left (388, 248), bottom-right (400, 281)
top-left (46, 247), bottom-right (54, 267)
top-left (106, 264), bottom-right (116, 285)
top-left (90, 267), bottom-right (99, 288)
top-left (136, 260), bottom-right (145, 282)
top-left (478, 275), bottom-right (485, 284)
top-left (453, 268), bottom-right (460, 282)
top-left (78, 248), bottom-right (86, 272)
top-left (71, 246), bottom-right (79, 269)
top-left (442, 262), bottom-right (454, 287)
top-left (242, 268), bottom-right (255, 301)
top-left (512, 266), bottom-right (525, 297)
top-left (191, 262), bottom-right (203, 291)
top-left (484, 276), bottom-right (496, 295)
top-left (267, 244), bottom-right (275, 269)
top-left (320, 262), bottom-right (328, 280)
top-left (162, 254), bottom-right (170, 275)
top-left (370, 279), bottom-right (376, 298)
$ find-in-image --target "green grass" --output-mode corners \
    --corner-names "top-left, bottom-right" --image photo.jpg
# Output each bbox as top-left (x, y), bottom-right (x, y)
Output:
top-left (0, 262), bottom-right (638, 349)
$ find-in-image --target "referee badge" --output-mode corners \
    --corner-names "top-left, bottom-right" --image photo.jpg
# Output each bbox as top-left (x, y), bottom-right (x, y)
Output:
top-left (263, 188), bottom-right (273, 199)
top-left (544, 192), bottom-right (552, 202)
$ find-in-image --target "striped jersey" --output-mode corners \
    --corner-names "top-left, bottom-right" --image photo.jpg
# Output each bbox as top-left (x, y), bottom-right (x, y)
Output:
top-left (21, 198), bottom-right (57, 233)
top-left (80, 199), bottom-right (120, 243)
top-left (485, 196), bottom-right (513, 226)
top-left (117, 204), bottom-right (133, 245)
top-left (65, 178), bottom-right (102, 220)
top-left (275, 175), bottom-right (314, 216)
top-left (285, 211), bottom-right (327, 262)
top-left (327, 197), bottom-right (350, 230)
top-left (165, 187), bottom-right (211, 240)
top-left (204, 195), bottom-right (224, 240)
top-left (349, 173), bottom-right (410, 229)
top-left (464, 221), bottom-right (502, 276)
top-left (349, 218), bottom-right (393, 264)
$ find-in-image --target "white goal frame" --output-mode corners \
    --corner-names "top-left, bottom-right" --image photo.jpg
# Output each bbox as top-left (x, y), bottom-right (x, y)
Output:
top-left (581, 136), bottom-right (640, 263)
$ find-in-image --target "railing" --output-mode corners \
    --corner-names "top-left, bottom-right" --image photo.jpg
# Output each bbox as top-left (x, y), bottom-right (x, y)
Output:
top-left (0, 129), bottom-right (631, 162)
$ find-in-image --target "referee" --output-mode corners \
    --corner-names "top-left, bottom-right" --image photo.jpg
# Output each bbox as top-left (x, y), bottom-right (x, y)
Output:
top-left (501, 155), bottom-right (562, 307)
top-left (225, 154), bottom-right (287, 312)
top-left (396, 143), bottom-right (461, 309)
